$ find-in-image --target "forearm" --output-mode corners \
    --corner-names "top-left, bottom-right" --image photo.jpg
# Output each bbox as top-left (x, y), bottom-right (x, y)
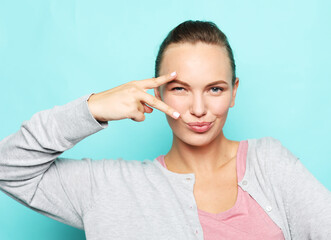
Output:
top-left (0, 93), bottom-right (108, 203)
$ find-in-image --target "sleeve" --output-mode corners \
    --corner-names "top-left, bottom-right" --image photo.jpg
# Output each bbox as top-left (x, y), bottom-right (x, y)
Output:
top-left (0, 93), bottom-right (108, 229)
top-left (279, 141), bottom-right (331, 239)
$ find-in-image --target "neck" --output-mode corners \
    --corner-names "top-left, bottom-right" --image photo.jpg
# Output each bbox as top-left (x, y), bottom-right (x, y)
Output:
top-left (165, 131), bottom-right (238, 176)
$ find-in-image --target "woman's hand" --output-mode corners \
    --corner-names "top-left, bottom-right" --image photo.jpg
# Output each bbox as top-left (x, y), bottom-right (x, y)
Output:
top-left (87, 72), bottom-right (180, 122)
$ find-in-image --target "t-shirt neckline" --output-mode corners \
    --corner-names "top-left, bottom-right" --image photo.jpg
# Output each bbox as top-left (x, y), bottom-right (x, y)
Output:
top-left (155, 140), bottom-right (249, 219)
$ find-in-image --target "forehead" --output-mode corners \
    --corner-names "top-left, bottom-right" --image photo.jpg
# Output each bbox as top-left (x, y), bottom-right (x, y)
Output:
top-left (159, 42), bottom-right (232, 84)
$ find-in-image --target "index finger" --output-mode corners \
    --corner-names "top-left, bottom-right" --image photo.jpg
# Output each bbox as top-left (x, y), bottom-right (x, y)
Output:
top-left (137, 71), bottom-right (177, 89)
top-left (140, 91), bottom-right (181, 119)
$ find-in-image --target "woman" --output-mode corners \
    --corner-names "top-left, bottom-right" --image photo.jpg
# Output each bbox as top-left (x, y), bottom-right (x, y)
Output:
top-left (0, 20), bottom-right (330, 240)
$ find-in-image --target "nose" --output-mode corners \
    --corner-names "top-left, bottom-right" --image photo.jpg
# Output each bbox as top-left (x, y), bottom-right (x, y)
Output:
top-left (189, 93), bottom-right (207, 117)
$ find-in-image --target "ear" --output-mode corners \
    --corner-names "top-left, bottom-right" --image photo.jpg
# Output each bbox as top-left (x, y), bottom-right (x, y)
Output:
top-left (230, 77), bottom-right (239, 108)
top-left (154, 86), bottom-right (162, 101)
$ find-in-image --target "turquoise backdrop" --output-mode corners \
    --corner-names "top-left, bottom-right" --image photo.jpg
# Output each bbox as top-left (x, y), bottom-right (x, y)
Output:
top-left (0, 0), bottom-right (330, 239)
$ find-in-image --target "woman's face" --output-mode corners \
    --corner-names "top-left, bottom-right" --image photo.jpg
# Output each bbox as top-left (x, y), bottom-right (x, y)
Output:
top-left (154, 42), bottom-right (239, 147)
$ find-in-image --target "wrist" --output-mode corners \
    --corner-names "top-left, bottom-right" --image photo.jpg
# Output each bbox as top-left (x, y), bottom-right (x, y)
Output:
top-left (87, 94), bottom-right (104, 122)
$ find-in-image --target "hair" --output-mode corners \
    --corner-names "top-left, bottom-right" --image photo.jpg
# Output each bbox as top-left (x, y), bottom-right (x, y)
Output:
top-left (155, 20), bottom-right (236, 87)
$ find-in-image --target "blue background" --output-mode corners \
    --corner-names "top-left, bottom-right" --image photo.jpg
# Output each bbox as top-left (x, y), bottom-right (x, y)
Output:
top-left (0, 0), bottom-right (330, 239)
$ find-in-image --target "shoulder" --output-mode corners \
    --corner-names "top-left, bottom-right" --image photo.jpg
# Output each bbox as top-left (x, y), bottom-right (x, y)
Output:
top-left (247, 136), bottom-right (299, 170)
top-left (249, 136), bottom-right (284, 151)
top-left (245, 137), bottom-right (302, 195)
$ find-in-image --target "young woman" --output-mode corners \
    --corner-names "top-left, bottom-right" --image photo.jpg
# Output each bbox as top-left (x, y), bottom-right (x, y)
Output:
top-left (1, 20), bottom-right (330, 240)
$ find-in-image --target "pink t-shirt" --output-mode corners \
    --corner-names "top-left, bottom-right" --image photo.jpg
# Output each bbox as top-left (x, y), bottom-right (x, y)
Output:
top-left (156, 140), bottom-right (285, 240)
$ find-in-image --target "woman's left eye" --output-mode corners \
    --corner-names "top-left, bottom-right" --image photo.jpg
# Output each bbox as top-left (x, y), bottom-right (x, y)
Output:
top-left (210, 87), bottom-right (223, 93)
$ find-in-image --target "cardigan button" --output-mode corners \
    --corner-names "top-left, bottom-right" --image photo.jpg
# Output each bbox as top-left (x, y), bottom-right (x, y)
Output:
top-left (266, 206), bottom-right (272, 212)
top-left (242, 180), bottom-right (248, 185)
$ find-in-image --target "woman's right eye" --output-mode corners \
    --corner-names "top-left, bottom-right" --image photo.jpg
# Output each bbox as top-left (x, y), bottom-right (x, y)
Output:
top-left (171, 87), bottom-right (185, 91)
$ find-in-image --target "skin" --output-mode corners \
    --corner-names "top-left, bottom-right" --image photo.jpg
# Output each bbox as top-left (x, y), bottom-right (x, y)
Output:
top-left (154, 42), bottom-right (240, 178)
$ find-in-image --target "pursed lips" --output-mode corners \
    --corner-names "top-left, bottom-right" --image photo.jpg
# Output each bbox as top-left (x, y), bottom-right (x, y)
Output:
top-left (186, 122), bottom-right (212, 126)
top-left (184, 121), bottom-right (214, 133)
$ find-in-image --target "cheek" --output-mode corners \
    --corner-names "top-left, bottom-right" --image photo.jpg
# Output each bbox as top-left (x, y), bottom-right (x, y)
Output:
top-left (208, 100), bottom-right (230, 117)
top-left (163, 94), bottom-right (187, 113)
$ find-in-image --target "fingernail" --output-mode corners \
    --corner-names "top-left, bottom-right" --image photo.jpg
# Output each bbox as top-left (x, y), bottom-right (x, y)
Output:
top-left (170, 71), bottom-right (176, 77)
top-left (173, 112), bottom-right (180, 119)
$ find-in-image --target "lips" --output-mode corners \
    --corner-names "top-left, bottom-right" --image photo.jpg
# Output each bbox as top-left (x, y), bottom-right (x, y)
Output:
top-left (186, 122), bottom-right (213, 133)
top-left (187, 122), bottom-right (211, 126)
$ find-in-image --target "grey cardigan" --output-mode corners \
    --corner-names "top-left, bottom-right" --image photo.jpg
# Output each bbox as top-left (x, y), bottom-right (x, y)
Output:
top-left (0, 93), bottom-right (330, 240)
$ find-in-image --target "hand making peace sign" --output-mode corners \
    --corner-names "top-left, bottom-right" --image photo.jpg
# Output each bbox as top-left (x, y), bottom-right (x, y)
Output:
top-left (87, 71), bottom-right (180, 122)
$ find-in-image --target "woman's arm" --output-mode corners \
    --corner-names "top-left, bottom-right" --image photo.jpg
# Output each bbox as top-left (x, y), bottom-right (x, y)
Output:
top-left (0, 72), bottom-right (180, 229)
top-left (279, 143), bottom-right (331, 239)
top-left (0, 93), bottom-right (108, 229)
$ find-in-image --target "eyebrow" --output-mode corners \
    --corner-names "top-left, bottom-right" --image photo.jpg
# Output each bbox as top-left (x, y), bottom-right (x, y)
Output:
top-left (166, 79), bottom-right (228, 87)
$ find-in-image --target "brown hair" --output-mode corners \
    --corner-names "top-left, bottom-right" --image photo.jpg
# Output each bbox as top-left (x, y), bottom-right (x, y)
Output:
top-left (155, 20), bottom-right (236, 87)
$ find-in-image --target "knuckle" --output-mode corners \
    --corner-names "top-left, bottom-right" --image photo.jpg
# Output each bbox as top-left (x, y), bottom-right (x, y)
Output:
top-left (127, 84), bottom-right (138, 93)
top-left (136, 113), bottom-right (145, 122)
